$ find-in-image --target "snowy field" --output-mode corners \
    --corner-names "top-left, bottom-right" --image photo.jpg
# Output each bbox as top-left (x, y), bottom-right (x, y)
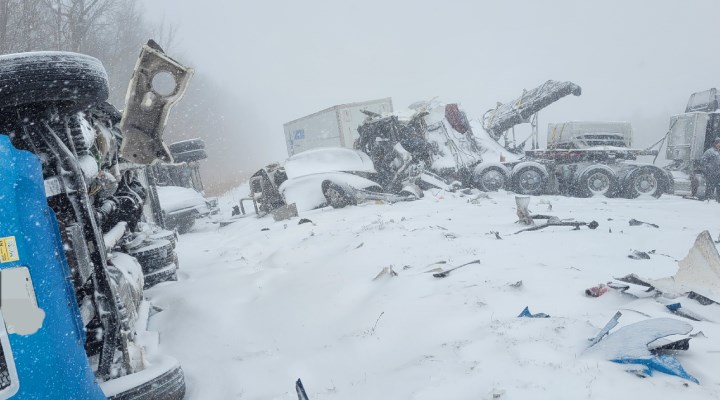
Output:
top-left (147, 189), bottom-right (720, 400)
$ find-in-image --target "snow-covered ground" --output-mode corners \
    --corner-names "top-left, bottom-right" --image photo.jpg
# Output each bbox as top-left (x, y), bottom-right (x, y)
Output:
top-left (147, 189), bottom-right (720, 400)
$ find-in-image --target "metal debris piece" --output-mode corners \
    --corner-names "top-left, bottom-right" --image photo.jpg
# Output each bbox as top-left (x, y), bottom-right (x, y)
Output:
top-left (515, 196), bottom-right (534, 225)
top-left (373, 266), bottom-right (398, 281)
top-left (432, 259), bottom-right (481, 278)
top-left (588, 311), bottom-right (622, 347)
top-left (517, 306), bottom-right (550, 318)
top-left (508, 280), bottom-right (523, 288)
top-left (514, 218), bottom-right (599, 234)
top-left (296, 379), bottom-right (310, 400)
top-left (628, 250), bottom-right (651, 260)
top-left (629, 219), bottom-right (659, 228)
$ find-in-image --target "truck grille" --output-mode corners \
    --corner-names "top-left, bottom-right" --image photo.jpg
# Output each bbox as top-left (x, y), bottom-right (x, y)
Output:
top-left (0, 345), bottom-right (11, 391)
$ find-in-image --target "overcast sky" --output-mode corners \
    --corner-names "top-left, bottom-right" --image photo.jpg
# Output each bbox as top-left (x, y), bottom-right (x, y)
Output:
top-left (144, 0), bottom-right (720, 181)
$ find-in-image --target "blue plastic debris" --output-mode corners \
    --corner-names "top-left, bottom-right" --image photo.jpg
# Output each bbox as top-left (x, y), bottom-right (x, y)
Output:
top-left (612, 355), bottom-right (699, 384)
top-left (666, 303), bottom-right (682, 312)
top-left (517, 306), bottom-right (550, 318)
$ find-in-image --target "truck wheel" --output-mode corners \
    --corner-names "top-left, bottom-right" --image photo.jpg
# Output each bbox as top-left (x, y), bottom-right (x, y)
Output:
top-left (322, 181), bottom-right (357, 208)
top-left (175, 212), bottom-right (198, 234)
top-left (105, 360), bottom-right (186, 400)
top-left (623, 167), bottom-right (664, 198)
top-left (0, 52), bottom-right (108, 111)
top-left (512, 166), bottom-right (546, 195)
top-left (577, 167), bottom-right (618, 197)
top-left (473, 166), bottom-right (507, 191)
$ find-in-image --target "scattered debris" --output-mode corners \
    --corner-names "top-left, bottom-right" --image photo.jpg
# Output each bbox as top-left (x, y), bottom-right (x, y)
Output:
top-left (688, 291), bottom-right (718, 305)
top-left (487, 231), bottom-right (503, 240)
top-left (444, 233), bottom-right (458, 239)
top-left (585, 315), bottom-right (698, 383)
top-left (665, 303), bottom-right (706, 322)
top-left (298, 218), bottom-right (313, 225)
top-left (649, 338), bottom-right (691, 353)
top-left (537, 198), bottom-right (553, 211)
top-left (628, 219), bottom-right (659, 228)
top-left (402, 265), bottom-right (412, 270)
top-left (628, 250), bottom-right (651, 260)
top-left (585, 284), bottom-right (609, 297)
top-left (261, 228), bottom-right (270, 231)
top-left (296, 378), bottom-right (310, 400)
top-left (517, 306), bottom-right (550, 318)
top-left (369, 311), bottom-right (385, 336)
top-left (514, 216), bottom-right (598, 234)
top-left (612, 355), bottom-right (698, 384)
top-left (508, 280), bottom-right (523, 288)
top-left (354, 242), bottom-right (364, 249)
top-left (432, 259), bottom-right (481, 278)
top-left (373, 266), bottom-right (398, 281)
top-left (271, 203), bottom-right (299, 221)
top-left (469, 192), bottom-right (491, 205)
top-left (424, 261), bottom-right (448, 273)
top-left (515, 196), bottom-right (533, 225)
top-left (588, 311), bottom-right (622, 347)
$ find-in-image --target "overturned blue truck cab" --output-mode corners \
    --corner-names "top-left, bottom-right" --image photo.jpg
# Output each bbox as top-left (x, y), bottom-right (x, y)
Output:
top-left (0, 135), bottom-right (106, 399)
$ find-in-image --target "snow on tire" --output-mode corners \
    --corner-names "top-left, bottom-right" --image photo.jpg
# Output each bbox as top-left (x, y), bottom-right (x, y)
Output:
top-left (0, 52), bottom-right (109, 111)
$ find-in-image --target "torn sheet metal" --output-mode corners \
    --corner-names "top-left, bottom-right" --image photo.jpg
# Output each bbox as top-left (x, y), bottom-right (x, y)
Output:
top-left (650, 231), bottom-right (720, 298)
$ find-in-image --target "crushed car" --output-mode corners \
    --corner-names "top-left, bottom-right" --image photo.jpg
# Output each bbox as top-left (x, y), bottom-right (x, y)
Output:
top-left (239, 147), bottom-right (429, 219)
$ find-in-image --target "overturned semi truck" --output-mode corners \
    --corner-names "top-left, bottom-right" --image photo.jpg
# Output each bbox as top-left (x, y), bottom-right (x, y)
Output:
top-left (0, 41), bottom-right (190, 399)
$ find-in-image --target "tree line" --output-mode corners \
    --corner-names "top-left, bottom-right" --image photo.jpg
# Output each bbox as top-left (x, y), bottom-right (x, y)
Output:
top-left (0, 0), bottom-right (175, 104)
top-left (0, 0), bottom-right (259, 193)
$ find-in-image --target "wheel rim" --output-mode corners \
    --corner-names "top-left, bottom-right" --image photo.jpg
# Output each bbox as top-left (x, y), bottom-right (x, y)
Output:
top-left (632, 172), bottom-right (658, 195)
top-left (586, 171), bottom-right (611, 195)
top-left (480, 169), bottom-right (505, 191)
top-left (325, 188), bottom-right (344, 206)
top-left (517, 169), bottom-right (543, 193)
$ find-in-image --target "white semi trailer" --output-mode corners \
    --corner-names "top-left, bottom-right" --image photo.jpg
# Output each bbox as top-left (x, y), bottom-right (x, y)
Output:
top-left (283, 98), bottom-right (393, 156)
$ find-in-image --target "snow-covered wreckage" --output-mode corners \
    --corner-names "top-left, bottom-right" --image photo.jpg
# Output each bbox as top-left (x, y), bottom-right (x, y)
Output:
top-left (0, 40), bottom-right (189, 399)
top-left (240, 146), bottom-right (435, 218)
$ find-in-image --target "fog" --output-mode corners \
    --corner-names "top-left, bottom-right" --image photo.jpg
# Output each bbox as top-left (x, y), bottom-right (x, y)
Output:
top-left (144, 0), bottom-right (720, 193)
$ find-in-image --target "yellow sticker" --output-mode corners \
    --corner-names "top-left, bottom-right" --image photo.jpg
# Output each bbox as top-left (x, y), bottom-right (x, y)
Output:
top-left (0, 236), bottom-right (20, 263)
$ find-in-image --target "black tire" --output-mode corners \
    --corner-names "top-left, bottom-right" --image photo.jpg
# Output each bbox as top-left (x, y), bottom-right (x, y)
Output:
top-left (576, 167), bottom-right (619, 198)
top-left (169, 139), bottom-right (205, 154)
top-left (511, 166), bottom-right (546, 195)
top-left (174, 213), bottom-right (197, 234)
top-left (107, 364), bottom-right (186, 400)
top-left (322, 181), bottom-right (357, 208)
top-left (473, 167), bottom-right (507, 191)
top-left (622, 167), bottom-right (666, 199)
top-left (0, 52), bottom-right (109, 111)
top-left (172, 149), bottom-right (208, 163)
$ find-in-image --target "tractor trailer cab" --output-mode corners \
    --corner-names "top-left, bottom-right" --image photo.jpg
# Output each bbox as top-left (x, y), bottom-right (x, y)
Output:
top-left (664, 88), bottom-right (720, 198)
